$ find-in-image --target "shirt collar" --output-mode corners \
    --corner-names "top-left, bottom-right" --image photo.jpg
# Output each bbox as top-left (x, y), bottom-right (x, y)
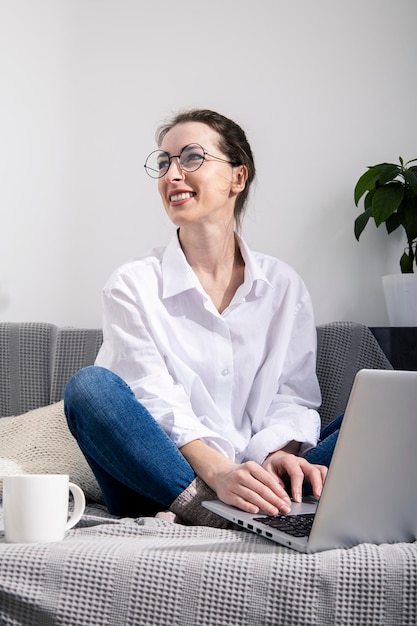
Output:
top-left (161, 232), bottom-right (198, 299)
top-left (235, 233), bottom-right (272, 295)
top-left (161, 231), bottom-right (272, 301)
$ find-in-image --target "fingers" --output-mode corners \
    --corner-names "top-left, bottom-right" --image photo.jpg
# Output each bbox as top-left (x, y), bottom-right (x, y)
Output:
top-left (263, 452), bottom-right (328, 505)
top-left (216, 458), bottom-right (328, 518)
top-left (218, 461), bottom-right (291, 516)
top-left (234, 463), bottom-right (291, 516)
top-left (308, 463), bottom-right (328, 499)
top-left (286, 458), bottom-right (328, 502)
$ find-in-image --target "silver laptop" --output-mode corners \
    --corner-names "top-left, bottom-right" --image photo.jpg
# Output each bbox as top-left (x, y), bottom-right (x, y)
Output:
top-left (203, 369), bottom-right (417, 553)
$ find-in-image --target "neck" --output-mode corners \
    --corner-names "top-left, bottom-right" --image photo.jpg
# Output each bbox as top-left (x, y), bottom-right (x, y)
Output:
top-left (177, 224), bottom-right (245, 314)
top-left (178, 223), bottom-right (238, 274)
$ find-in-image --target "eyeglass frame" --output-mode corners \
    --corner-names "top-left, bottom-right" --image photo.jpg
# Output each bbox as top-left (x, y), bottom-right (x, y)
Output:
top-left (144, 143), bottom-right (240, 179)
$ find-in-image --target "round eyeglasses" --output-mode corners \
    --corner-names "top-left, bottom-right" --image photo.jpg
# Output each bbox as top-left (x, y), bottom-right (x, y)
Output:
top-left (144, 143), bottom-right (239, 179)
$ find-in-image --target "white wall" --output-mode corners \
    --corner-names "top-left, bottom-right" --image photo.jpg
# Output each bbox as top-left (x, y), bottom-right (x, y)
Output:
top-left (1, 0), bottom-right (416, 328)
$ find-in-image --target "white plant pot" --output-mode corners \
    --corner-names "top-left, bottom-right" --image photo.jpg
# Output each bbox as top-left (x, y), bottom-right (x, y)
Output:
top-left (382, 274), bottom-right (417, 327)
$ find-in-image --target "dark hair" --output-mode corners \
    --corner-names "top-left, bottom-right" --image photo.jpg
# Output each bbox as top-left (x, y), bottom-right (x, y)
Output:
top-left (156, 109), bottom-right (256, 229)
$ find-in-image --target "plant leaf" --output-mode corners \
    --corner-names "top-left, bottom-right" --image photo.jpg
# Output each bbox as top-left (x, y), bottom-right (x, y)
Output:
top-left (354, 168), bottom-right (380, 205)
top-left (364, 188), bottom-right (375, 210)
top-left (400, 251), bottom-right (414, 273)
top-left (385, 212), bottom-right (404, 234)
top-left (405, 197), bottom-right (417, 242)
top-left (378, 163), bottom-right (402, 184)
top-left (354, 163), bottom-right (400, 205)
top-left (405, 167), bottom-right (417, 195)
top-left (354, 207), bottom-right (372, 240)
top-left (372, 183), bottom-right (404, 226)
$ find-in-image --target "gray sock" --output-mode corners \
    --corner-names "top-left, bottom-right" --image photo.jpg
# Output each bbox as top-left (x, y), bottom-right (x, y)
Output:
top-left (170, 477), bottom-right (236, 528)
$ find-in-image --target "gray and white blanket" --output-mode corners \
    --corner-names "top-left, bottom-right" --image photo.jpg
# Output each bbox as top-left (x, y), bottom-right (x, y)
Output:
top-left (1, 504), bottom-right (416, 626)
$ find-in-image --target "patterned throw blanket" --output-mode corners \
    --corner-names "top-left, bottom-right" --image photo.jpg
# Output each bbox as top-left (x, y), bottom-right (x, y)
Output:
top-left (0, 504), bottom-right (416, 626)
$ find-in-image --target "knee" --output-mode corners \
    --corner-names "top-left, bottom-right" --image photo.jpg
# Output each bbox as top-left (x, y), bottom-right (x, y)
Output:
top-left (64, 365), bottom-right (105, 404)
top-left (64, 366), bottom-right (115, 433)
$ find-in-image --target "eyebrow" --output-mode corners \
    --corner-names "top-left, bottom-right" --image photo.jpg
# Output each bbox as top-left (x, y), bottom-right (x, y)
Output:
top-left (160, 144), bottom-right (199, 157)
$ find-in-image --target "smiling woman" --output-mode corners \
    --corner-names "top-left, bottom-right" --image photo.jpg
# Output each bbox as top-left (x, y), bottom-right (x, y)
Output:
top-left (155, 109), bottom-right (256, 232)
top-left (64, 108), bottom-right (341, 526)
top-left (153, 118), bottom-right (249, 237)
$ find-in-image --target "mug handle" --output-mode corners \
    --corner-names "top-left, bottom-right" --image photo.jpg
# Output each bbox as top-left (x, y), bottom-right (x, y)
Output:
top-left (66, 482), bottom-right (86, 531)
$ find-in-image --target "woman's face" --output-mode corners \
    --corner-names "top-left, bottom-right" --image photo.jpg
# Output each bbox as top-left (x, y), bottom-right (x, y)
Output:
top-left (157, 122), bottom-right (244, 230)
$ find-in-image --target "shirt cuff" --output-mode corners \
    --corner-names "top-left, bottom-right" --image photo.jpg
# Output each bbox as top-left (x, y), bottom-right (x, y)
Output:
top-left (245, 420), bottom-right (320, 466)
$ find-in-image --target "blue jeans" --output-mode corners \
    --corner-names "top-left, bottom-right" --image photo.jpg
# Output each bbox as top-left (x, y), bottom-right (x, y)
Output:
top-left (304, 414), bottom-right (343, 466)
top-left (64, 366), bottom-right (195, 516)
top-left (64, 366), bottom-right (342, 516)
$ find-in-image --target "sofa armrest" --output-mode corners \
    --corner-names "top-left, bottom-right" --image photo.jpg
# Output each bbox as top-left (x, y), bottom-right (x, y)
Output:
top-left (316, 322), bottom-right (393, 427)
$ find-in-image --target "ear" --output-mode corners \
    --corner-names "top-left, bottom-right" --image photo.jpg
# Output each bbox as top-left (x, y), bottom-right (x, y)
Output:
top-left (231, 165), bottom-right (248, 193)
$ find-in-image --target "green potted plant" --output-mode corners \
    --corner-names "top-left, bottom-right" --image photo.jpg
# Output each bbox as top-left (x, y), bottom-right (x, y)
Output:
top-left (354, 156), bottom-right (417, 325)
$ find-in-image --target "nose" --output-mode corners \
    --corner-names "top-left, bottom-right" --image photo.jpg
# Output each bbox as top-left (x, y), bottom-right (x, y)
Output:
top-left (166, 157), bottom-right (184, 180)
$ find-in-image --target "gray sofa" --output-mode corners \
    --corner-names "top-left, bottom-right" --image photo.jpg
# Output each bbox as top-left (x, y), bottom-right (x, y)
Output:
top-left (0, 321), bottom-right (416, 626)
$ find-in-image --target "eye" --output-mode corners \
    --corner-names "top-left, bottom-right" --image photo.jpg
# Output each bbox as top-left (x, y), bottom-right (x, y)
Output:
top-left (184, 152), bottom-right (203, 165)
top-left (157, 154), bottom-right (170, 172)
top-left (180, 144), bottom-right (205, 169)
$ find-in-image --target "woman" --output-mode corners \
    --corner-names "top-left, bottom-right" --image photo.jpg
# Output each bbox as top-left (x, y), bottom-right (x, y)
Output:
top-left (64, 109), bottom-right (340, 526)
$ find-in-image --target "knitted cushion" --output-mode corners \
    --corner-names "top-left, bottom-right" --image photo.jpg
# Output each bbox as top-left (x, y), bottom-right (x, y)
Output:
top-left (0, 401), bottom-right (102, 503)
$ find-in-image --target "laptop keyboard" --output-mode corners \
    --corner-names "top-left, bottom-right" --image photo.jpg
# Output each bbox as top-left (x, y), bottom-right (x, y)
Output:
top-left (253, 513), bottom-right (315, 537)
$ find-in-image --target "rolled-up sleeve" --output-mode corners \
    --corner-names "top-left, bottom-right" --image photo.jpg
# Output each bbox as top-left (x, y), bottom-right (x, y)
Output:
top-left (244, 291), bottom-right (321, 465)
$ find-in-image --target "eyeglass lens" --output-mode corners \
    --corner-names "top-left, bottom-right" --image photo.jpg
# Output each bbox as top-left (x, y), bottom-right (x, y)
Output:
top-left (144, 143), bottom-right (205, 178)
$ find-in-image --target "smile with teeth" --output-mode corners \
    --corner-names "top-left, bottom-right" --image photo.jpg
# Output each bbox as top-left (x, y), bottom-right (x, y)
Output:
top-left (170, 192), bottom-right (195, 202)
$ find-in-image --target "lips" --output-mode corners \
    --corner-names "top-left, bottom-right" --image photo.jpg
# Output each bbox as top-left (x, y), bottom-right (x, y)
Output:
top-left (170, 192), bottom-right (196, 203)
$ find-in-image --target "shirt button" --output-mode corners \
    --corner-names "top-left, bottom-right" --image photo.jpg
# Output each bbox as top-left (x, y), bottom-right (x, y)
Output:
top-left (221, 368), bottom-right (229, 376)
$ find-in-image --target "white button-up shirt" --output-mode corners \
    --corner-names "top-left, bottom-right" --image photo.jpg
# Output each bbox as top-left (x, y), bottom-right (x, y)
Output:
top-left (95, 233), bottom-right (321, 465)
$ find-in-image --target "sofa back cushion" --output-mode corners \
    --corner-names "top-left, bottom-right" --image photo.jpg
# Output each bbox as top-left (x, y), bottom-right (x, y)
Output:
top-left (50, 328), bottom-right (103, 404)
top-left (0, 323), bottom-right (102, 417)
top-left (1, 322), bottom-right (391, 423)
top-left (0, 323), bottom-right (56, 416)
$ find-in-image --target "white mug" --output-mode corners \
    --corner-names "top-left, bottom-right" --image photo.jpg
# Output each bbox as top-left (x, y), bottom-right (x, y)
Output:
top-left (2, 474), bottom-right (85, 543)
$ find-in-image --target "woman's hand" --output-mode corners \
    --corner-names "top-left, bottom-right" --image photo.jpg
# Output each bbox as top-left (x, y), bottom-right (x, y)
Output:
top-left (180, 440), bottom-right (292, 516)
top-left (262, 448), bottom-right (327, 504)
top-left (211, 459), bottom-right (292, 516)
top-left (180, 439), bottom-right (327, 517)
